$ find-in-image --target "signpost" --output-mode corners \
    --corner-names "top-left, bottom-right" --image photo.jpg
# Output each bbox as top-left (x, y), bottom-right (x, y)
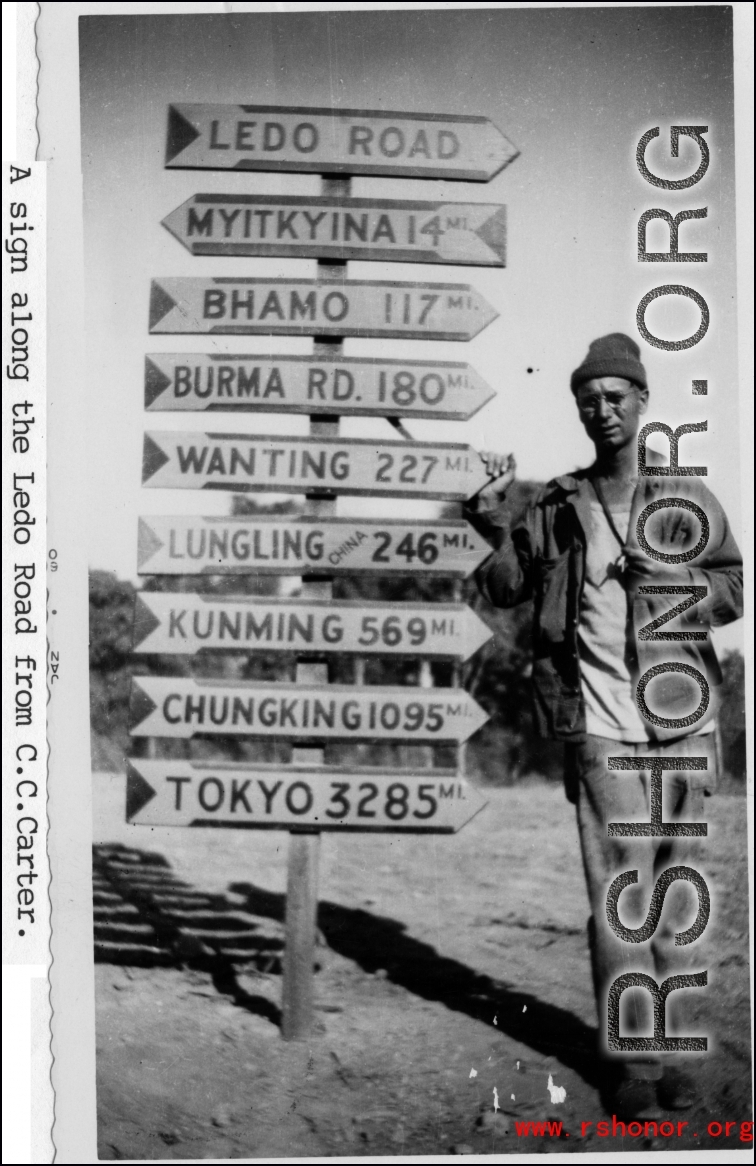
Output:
top-left (144, 354), bottom-right (495, 419)
top-left (162, 194), bottom-right (506, 266)
top-left (164, 103), bottom-right (518, 181)
top-left (148, 277), bottom-right (498, 340)
top-left (132, 594), bottom-right (493, 661)
top-left (136, 515), bottom-right (492, 578)
top-left (128, 676), bottom-right (490, 743)
top-left (141, 431), bottom-right (491, 499)
top-left (126, 760), bottom-right (487, 833)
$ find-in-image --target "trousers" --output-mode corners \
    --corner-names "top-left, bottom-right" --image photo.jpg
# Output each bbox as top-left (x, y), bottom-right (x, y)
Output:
top-left (564, 732), bottom-right (715, 1080)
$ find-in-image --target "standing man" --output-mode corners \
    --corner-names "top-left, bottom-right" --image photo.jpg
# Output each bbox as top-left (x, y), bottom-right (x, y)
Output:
top-left (466, 333), bottom-right (743, 1120)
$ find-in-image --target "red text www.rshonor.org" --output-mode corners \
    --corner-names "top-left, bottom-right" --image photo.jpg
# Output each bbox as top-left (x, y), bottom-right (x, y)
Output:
top-left (514, 1118), bottom-right (754, 1142)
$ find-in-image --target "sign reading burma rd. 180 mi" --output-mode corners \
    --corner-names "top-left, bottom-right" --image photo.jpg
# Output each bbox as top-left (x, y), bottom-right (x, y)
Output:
top-left (165, 104), bottom-right (518, 182)
top-left (129, 677), bottom-right (489, 742)
top-left (137, 515), bottom-right (492, 577)
top-left (126, 761), bottom-right (487, 833)
top-left (132, 594), bottom-right (493, 661)
top-left (149, 278), bottom-right (497, 340)
top-left (144, 354), bottom-right (494, 420)
top-left (163, 195), bottom-right (506, 266)
top-left (142, 431), bottom-right (490, 500)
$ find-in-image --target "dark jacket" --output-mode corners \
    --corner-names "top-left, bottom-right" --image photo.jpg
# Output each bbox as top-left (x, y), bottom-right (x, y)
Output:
top-left (465, 467), bottom-right (743, 743)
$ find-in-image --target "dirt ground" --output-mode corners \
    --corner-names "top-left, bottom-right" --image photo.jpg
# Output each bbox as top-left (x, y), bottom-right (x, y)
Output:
top-left (92, 772), bottom-right (752, 1160)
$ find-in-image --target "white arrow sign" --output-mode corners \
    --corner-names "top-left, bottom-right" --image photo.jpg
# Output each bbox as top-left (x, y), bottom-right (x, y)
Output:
top-left (136, 516), bottom-right (492, 579)
top-left (164, 103), bottom-right (518, 182)
top-left (148, 278), bottom-right (498, 341)
top-left (142, 432), bottom-right (490, 501)
top-left (132, 594), bottom-right (493, 661)
top-left (144, 354), bottom-right (495, 421)
top-left (126, 760), bottom-right (487, 833)
top-left (129, 676), bottom-right (490, 743)
top-left (162, 194), bottom-right (506, 265)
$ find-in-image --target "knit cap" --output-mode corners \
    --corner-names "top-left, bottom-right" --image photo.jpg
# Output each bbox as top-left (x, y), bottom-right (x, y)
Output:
top-left (570, 333), bottom-right (647, 394)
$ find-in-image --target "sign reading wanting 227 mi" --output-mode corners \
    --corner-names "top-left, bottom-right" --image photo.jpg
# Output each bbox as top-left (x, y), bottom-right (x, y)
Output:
top-left (142, 432), bottom-right (490, 500)
top-left (165, 104), bottom-right (518, 181)
top-left (163, 195), bottom-right (506, 266)
top-left (148, 278), bottom-right (497, 340)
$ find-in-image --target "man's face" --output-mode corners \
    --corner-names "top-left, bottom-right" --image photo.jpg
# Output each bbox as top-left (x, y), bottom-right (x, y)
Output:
top-left (574, 376), bottom-right (648, 453)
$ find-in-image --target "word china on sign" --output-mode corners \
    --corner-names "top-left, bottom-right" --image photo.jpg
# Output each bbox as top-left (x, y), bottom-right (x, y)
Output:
top-left (163, 195), bottom-right (506, 266)
top-left (129, 677), bottom-right (490, 743)
top-left (142, 431), bottom-right (490, 501)
top-left (126, 761), bottom-right (487, 834)
top-left (132, 594), bottom-right (493, 662)
top-left (144, 354), bottom-right (495, 420)
top-left (165, 104), bottom-right (518, 181)
top-left (136, 515), bottom-right (492, 578)
top-left (148, 278), bottom-right (498, 341)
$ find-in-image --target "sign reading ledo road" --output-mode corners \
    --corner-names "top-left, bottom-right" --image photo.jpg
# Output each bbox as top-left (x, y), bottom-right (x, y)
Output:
top-left (165, 104), bottom-right (518, 182)
top-left (129, 677), bottom-right (490, 743)
top-left (162, 195), bottom-right (506, 266)
top-left (148, 278), bottom-right (497, 341)
top-left (142, 432), bottom-right (490, 500)
top-left (126, 760), bottom-right (487, 833)
top-left (132, 594), bottom-right (493, 661)
top-left (137, 515), bottom-right (492, 578)
top-left (144, 354), bottom-right (495, 420)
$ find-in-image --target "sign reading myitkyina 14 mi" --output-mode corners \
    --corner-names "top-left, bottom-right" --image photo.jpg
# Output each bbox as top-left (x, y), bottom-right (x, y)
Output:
top-left (126, 760), bottom-right (487, 834)
top-left (129, 677), bottom-right (490, 743)
top-left (137, 515), bottom-right (492, 578)
top-left (148, 278), bottom-right (497, 341)
top-left (144, 354), bottom-right (495, 420)
top-left (164, 104), bottom-right (518, 182)
top-left (162, 195), bottom-right (506, 266)
top-left (132, 594), bottom-right (493, 662)
top-left (142, 432), bottom-right (490, 501)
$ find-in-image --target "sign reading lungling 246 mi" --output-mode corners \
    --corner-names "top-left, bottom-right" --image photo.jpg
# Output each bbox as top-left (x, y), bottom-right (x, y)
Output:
top-left (141, 431), bottom-right (490, 500)
top-left (129, 677), bottom-right (489, 743)
top-left (148, 278), bottom-right (497, 341)
top-left (165, 104), bottom-right (518, 182)
top-left (144, 354), bottom-right (495, 420)
top-left (163, 195), bottom-right (506, 266)
top-left (136, 515), bottom-right (492, 578)
top-left (126, 760), bottom-right (487, 833)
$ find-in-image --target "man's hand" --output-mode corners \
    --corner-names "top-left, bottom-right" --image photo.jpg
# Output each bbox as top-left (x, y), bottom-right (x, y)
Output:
top-left (474, 451), bottom-right (517, 509)
top-left (623, 546), bottom-right (689, 586)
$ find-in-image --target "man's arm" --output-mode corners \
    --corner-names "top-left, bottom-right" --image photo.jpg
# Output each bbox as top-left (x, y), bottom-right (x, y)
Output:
top-left (464, 452), bottom-right (538, 609)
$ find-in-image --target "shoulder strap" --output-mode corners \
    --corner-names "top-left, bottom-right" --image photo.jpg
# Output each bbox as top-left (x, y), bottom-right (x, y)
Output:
top-left (589, 476), bottom-right (626, 550)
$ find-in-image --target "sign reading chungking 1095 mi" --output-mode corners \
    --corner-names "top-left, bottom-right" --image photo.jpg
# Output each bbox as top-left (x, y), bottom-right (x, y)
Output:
top-left (126, 760), bottom-right (487, 834)
top-left (144, 354), bottom-right (494, 420)
top-left (129, 677), bottom-right (489, 743)
top-left (148, 278), bottom-right (497, 341)
top-left (142, 432), bottom-right (490, 500)
top-left (137, 515), bottom-right (492, 578)
top-left (165, 104), bottom-right (518, 182)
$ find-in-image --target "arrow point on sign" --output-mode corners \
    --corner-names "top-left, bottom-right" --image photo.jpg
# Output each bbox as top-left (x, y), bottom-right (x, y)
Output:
top-left (142, 434), bottom-right (171, 483)
top-left (463, 695), bottom-right (491, 741)
top-left (469, 292), bottom-right (499, 339)
top-left (466, 367), bottom-right (496, 417)
top-left (132, 594), bottom-right (161, 650)
top-left (165, 105), bottom-right (201, 164)
top-left (126, 761), bottom-right (158, 821)
top-left (128, 680), bottom-right (158, 733)
top-left (149, 281), bottom-right (178, 331)
top-left (457, 785), bottom-right (489, 832)
top-left (160, 203), bottom-right (192, 251)
top-left (476, 206), bottom-right (507, 265)
top-left (463, 608), bottom-right (494, 661)
top-left (144, 358), bottom-right (173, 407)
top-left (137, 518), bottom-right (165, 570)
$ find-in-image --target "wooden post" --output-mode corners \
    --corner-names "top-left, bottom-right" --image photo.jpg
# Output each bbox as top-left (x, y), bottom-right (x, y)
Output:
top-left (281, 174), bottom-right (350, 1041)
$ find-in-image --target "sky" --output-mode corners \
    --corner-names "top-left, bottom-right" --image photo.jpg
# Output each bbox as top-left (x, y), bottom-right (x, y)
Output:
top-left (77, 6), bottom-right (742, 649)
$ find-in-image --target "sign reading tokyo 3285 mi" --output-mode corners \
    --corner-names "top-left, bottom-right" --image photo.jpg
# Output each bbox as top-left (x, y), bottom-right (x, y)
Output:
top-left (148, 278), bottom-right (497, 341)
top-left (142, 432), bottom-right (490, 500)
top-left (165, 104), bottom-right (518, 181)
